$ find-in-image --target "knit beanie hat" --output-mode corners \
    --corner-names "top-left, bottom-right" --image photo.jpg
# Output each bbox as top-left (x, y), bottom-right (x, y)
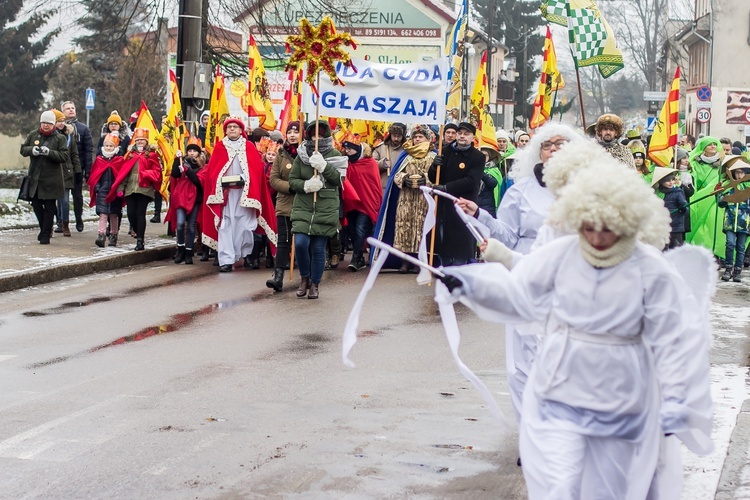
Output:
top-left (52, 109), bottom-right (65, 122)
top-left (40, 110), bottom-right (57, 124)
top-left (107, 111), bottom-right (122, 126)
top-left (286, 121), bottom-right (301, 134)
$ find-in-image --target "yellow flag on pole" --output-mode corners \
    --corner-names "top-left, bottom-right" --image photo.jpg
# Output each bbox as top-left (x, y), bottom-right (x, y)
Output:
top-left (530, 26), bottom-right (565, 130)
top-left (445, 0), bottom-right (467, 118)
top-left (134, 101), bottom-right (171, 200)
top-left (469, 51), bottom-right (498, 150)
top-left (278, 67), bottom-right (303, 133)
top-left (248, 34), bottom-right (277, 131)
top-left (648, 67), bottom-right (681, 167)
top-left (205, 70), bottom-right (230, 154)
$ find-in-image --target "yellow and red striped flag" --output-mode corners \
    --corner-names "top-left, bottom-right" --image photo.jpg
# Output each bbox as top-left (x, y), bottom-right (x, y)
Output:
top-left (205, 69), bottom-right (230, 154)
top-left (248, 34), bottom-right (277, 131)
top-left (134, 101), bottom-right (171, 199)
top-left (469, 51), bottom-right (498, 150)
top-left (530, 26), bottom-right (565, 129)
top-left (648, 67), bottom-right (681, 167)
top-left (278, 67), bottom-right (303, 133)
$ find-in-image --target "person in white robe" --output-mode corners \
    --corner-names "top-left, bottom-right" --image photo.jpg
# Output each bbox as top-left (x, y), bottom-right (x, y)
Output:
top-left (439, 161), bottom-right (714, 499)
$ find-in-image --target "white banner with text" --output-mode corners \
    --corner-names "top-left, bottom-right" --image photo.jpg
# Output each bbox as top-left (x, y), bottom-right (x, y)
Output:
top-left (302, 57), bottom-right (449, 124)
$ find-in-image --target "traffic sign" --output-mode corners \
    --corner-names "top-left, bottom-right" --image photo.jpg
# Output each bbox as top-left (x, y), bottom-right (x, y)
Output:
top-left (85, 88), bottom-right (95, 110)
top-left (696, 108), bottom-right (711, 123)
top-left (646, 116), bottom-right (657, 133)
top-left (696, 101), bottom-right (712, 109)
top-left (696, 86), bottom-right (712, 102)
top-left (643, 91), bottom-right (667, 102)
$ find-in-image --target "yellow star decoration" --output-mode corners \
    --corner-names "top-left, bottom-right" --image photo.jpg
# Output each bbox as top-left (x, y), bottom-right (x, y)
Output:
top-left (285, 16), bottom-right (358, 95)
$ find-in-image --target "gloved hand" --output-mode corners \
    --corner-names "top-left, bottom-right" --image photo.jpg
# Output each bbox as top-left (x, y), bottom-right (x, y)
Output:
top-left (481, 238), bottom-right (514, 269)
top-left (438, 273), bottom-right (463, 293)
top-left (408, 176), bottom-right (426, 189)
top-left (31, 146), bottom-right (41, 156)
top-left (303, 176), bottom-right (324, 193)
top-left (433, 155), bottom-right (444, 167)
top-left (309, 152), bottom-right (327, 173)
top-left (432, 184), bottom-right (446, 192)
top-left (40, 146), bottom-right (50, 156)
top-left (74, 172), bottom-right (83, 185)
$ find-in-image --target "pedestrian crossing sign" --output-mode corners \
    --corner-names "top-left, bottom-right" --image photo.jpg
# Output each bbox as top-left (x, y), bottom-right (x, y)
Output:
top-left (85, 88), bottom-right (95, 110)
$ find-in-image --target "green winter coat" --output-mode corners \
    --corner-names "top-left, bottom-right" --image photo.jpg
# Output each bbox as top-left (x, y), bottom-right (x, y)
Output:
top-left (686, 137), bottom-right (725, 257)
top-left (20, 129), bottom-right (69, 200)
top-left (289, 147), bottom-right (343, 238)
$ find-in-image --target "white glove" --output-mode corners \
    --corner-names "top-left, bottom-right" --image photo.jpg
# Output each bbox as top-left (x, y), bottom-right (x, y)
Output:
top-left (31, 146), bottom-right (41, 156)
top-left (309, 152), bottom-right (327, 173)
top-left (40, 146), bottom-right (50, 156)
top-left (303, 176), bottom-right (324, 193)
top-left (482, 238), bottom-right (514, 269)
top-left (679, 172), bottom-right (693, 187)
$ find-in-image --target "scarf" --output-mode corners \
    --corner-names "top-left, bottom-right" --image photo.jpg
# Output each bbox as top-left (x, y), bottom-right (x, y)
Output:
top-left (533, 163), bottom-right (546, 187)
top-left (452, 141), bottom-right (471, 152)
top-left (283, 142), bottom-right (298, 159)
top-left (304, 137), bottom-right (334, 156)
top-left (700, 153), bottom-right (720, 164)
top-left (101, 147), bottom-right (116, 159)
top-left (579, 234), bottom-right (636, 268)
top-left (38, 127), bottom-right (55, 137)
top-left (597, 138), bottom-right (616, 149)
top-left (403, 140), bottom-right (432, 159)
top-left (297, 142), bottom-right (349, 174)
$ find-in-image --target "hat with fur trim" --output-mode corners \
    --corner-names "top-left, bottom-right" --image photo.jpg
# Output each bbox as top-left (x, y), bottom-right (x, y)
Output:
top-left (543, 139), bottom-right (614, 197)
top-left (510, 122), bottom-right (584, 180)
top-left (223, 116), bottom-right (246, 136)
top-left (410, 124), bottom-right (434, 141)
top-left (595, 113), bottom-right (624, 137)
top-left (651, 167), bottom-right (677, 187)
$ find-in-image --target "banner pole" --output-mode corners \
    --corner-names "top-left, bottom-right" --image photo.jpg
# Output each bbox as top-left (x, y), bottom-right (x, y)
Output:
top-left (575, 65), bottom-right (587, 130)
top-left (428, 125), bottom-right (445, 271)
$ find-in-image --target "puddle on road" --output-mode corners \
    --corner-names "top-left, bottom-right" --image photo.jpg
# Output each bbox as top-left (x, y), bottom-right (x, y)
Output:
top-left (26, 291), bottom-right (272, 369)
top-left (20, 271), bottom-right (213, 317)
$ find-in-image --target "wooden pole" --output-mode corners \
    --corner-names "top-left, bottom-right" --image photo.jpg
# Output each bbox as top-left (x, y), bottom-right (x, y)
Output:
top-left (313, 72), bottom-right (321, 204)
top-left (575, 65), bottom-right (587, 130)
top-left (289, 234), bottom-right (295, 281)
top-left (428, 125), bottom-right (445, 269)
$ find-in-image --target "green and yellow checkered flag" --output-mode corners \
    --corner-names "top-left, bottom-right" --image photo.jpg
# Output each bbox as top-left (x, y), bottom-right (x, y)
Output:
top-left (542, 0), bottom-right (624, 78)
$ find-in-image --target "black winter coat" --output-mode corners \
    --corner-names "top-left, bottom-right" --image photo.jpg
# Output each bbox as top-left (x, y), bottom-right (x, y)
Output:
top-left (477, 171), bottom-right (499, 217)
top-left (67, 119), bottom-right (94, 175)
top-left (428, 143), bottom-right (485, 263)
top-left (661, 187), bottom-right (688, 233)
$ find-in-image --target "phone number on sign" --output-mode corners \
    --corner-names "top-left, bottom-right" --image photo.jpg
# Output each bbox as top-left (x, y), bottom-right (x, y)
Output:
top-left (351, 28), bottom-right (441, 37)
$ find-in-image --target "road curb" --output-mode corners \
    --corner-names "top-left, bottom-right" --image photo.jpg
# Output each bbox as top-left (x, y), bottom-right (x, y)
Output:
top-left (715, 398), bottom-right (750, 499)
top-left (0, 245), bottom-right (175, 293)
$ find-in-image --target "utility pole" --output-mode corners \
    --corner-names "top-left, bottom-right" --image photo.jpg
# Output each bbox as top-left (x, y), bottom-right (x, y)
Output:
top-left (176, 0), bottom-right (204, 126)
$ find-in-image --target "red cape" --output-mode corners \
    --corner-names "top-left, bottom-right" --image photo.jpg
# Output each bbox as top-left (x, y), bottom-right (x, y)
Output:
top-left (344, 156), bottom-right (383, 223)
top-left (165, 172), bottom-right (200, 227)
top-left (88, 155), bottom-right (124, 207)
top-left (105, 151), bottom-right (162, 203)
top-left (200, 137), bottom-right (277, 253)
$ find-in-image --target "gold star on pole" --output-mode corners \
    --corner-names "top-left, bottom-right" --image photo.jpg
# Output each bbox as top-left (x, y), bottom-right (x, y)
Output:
top-left (285, 16), bottom-right (358, 95)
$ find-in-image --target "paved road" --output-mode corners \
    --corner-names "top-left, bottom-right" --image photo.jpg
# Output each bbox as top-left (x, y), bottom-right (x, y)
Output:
top-left (0, 259), bottom-right (748, 498)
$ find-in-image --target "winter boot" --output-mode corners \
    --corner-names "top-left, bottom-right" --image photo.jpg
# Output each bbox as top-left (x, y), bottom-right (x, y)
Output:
top-left (62, 221), bottom-right (71, 237)
top-left (200, 248), bottom-right (210, 261)
top-left (296, 276), bottom-right (310, 298)
top-left (266, 268), bottom-right (284, 292)
top-left (265, 254), bottom-right (274, 268)
top-left (95, 233), bottom-right (107, 248)
top-left (174, 245), bottom-right (186, 264)
top-left (75, 216), bottom-right (84, 232)
top-left (150, 214), bottom-right (161, 223)
top-left (54, 224), bottom-right (63, 234)
top-left (733, 267), bottom-right (742, 283)
top-left (135, 238), bottom-right (145, 251)
top-left (184, 248), bottom-right (193, 265)
top-left (308, 282), bottom-right (319, 299)
top-left (721, 266), bottom-right (732, 281)
top-left (109, 234), bottom-right (118, 247)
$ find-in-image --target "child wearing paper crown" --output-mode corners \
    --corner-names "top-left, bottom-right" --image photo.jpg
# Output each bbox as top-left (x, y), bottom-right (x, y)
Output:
top-left (88, 133), bottom-right (124, 247)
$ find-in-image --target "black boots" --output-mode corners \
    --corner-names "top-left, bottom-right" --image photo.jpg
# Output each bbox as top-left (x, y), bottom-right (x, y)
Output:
top-left (184, 249), bottom-right (193, 265)
top-left (722, 266), bottom-right (732, 281)
top-left (266, 268), bottom-right (284, 292)
top-left (75, 216), bottom-right (84, 232)
top-left (219, 264), bottom-right (233, 272)
top-left (174, 246), bottom-right (185, 264)
top-left (109, 234), bottom-right (118, 247)
top-left (95, 233), bottom-right (106, 248)
top-left (722, 266), bottom-right (743, 282)
top-left (308, 282), bottom-right (319, 299)
top-left (135, 238), bottom-right (145, 251)
top-left (733, 267), bottom-right (742, 283)
top-left (243, 255), bottom-right (260, 269)
top-left (62, 221), bottom-right (71, 237)
top-left (296, 276), bottom-right (310, 298)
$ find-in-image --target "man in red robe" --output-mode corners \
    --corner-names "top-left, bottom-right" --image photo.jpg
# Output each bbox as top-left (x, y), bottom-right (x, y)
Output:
top-left (201, 117), bottom-right (277, 272)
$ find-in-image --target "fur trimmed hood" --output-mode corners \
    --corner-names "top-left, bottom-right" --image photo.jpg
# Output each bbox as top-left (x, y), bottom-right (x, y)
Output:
top-left (509, 123), bottom-right (584, 180)
top-left (100, 121), bottom-right (132, 140)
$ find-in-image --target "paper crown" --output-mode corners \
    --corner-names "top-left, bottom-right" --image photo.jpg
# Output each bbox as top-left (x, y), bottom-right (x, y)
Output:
top-left (132, 128), bottom-right (150, 141)
top-left (103, 132), bottom-right (120, 147)
top-left (257, 136), bottom-right (280, 155)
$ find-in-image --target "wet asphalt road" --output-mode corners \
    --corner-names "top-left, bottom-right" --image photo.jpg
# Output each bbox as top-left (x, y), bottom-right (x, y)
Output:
top-left (0, 262), bottom-right (525, 499)
top-left (1, 260), bottom-right (749, 499)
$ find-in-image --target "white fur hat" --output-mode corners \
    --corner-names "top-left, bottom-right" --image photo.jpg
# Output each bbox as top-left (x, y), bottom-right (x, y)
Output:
top-left (543, 139), bottom-right (613, 197)
top-left (509, 122), bottom-right (583, 180)
top-left (549, 156), bottom-right (670, 243)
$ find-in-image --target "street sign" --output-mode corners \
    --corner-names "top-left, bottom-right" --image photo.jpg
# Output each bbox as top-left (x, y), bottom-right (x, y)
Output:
top-left (646, 116), bottom-right (657, 133)
top-left (696, 108), bottom-right (711, 123)
top-left (696, 101), bottom-right (712, 109)
top-left (85, 88), bottom-right (95, 110)
top-left (696, 86), bottom-right (712, 102)
top-left (643, 91), bottom-right (667, 102)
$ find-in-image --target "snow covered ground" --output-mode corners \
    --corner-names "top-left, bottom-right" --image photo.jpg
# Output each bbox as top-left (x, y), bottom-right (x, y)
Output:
top-left (0, 188), bottom-right (98, 229)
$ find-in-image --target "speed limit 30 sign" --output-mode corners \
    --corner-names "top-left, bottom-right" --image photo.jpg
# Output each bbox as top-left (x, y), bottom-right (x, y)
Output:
top-left (696, 108), bottom-right (711, 123)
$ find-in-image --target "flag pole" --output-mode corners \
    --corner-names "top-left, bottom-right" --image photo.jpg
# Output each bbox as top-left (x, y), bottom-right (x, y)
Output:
top-left (428, 126), bottom-right (445, 270)
top-left (575, 66), bottom-right (587, 129)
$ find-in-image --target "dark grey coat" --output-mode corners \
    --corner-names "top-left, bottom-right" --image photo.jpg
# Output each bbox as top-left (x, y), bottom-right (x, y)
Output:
top-left (20, 129), bottom-right (68, 200)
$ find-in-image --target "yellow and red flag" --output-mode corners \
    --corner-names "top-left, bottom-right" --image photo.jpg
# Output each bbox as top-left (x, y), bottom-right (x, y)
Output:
top-left (164, 70), bottom-right (188, 153)
top-left (530, 26), bottom-right (565, 130)
top-left (205, 69), bottom-right (230, 154)
top-left (469, 51), bottom-right (498, 150)
top-left (278, 67), bottom-right (303, 133)
top-left (649, 67), bottom-right (681, 167)
top-left (247, 34), bottom-right (277, 131)
top-left (134, 101), bottom-right (171, 199)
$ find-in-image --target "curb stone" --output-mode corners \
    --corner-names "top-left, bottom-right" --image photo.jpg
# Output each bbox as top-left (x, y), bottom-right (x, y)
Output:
top-left (715, 399), bottom-right (750, 499)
